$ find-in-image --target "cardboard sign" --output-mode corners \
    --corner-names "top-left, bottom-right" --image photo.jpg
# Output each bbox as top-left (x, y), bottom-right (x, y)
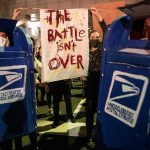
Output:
top-left (40, 9), bottom-right (89, 82)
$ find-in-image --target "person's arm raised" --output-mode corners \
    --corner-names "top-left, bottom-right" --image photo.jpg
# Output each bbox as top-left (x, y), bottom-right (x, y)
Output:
top-left (12, 8), bottom-right (23, 19)
top-left (90, 7), bottom-right (108, 34)
top-left (90, 7), bottom-right (103, 22)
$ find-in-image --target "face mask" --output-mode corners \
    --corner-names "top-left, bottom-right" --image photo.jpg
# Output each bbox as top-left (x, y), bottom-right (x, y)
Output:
top-left (0, 37), bottom-right (9, 47)
top-left (90, 39), bottom-right (100, 48)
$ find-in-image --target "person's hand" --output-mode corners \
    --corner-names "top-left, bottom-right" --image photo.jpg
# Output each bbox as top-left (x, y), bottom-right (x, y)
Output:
top-left (90, 7), bottom-right (103, 22)
top-left (90, 7), bottom-right (99, 16)
top-left (12, 8), bottom-right (23, 19)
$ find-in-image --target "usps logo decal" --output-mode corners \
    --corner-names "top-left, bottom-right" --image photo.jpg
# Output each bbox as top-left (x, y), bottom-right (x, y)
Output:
top-left (0, 65), bottom-right (27, 104)
top-left (104, 71), bottom-right (148, 127)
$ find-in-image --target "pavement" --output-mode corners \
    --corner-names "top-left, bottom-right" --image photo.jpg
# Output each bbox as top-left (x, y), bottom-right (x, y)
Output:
top-left (19, 79), bottom-right (96, 150)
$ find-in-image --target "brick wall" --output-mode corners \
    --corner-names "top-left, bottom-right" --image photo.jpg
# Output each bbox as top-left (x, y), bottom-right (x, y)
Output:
top-left (0, 0), bottom-right (123, 19)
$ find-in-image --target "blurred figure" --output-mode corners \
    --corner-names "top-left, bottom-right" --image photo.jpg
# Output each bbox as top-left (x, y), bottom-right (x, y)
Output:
top-left (45, 82), bottom-right (54, 116)
top-left (35, 46), bottom-right (47, 106)
top-left (143, 17), bottom-right (150, 40)
top-left (130, 17), bottom-right (150, 40)
top-left (80, 76), bottom-right (87, 100)
top-left (0, 32), bottom-right (10, 47)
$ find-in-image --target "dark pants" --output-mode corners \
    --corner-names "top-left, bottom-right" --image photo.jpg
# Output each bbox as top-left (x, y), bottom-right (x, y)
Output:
top-left (29, 131), bottom-right (38, 149)
top-left (0, 136), bottom-right (22, 150)
top-left (85, 71), bottom-right (100, 139)
top-left (0, 132), bottom-right (38, 150)
top-left (48, 80), bottom-right (73, 122)
top-left (47, 89), bottom-right (53, 109)
top-left (36, 86), bottom-right (46, 104)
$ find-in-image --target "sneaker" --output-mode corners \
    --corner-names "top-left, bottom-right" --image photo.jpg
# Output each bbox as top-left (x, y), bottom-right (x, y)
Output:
top-left (52, 121), bottom-right (59, 128)
top-left (86, 138), bottom-right (95, 150)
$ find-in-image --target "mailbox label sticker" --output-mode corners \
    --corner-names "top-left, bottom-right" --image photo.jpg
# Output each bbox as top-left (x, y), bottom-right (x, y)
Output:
top-left (105, 71), bottom-right (148, 127)
top-left (0, 65), bottom-right (27, 104)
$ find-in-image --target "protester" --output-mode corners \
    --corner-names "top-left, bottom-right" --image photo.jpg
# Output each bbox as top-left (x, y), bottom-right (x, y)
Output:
top-left (84, 7), bottom-right (108, 149)
top-left (45, 79), bottom-right (75, 128)
top-left (35, 46), bottom-right (47, 106)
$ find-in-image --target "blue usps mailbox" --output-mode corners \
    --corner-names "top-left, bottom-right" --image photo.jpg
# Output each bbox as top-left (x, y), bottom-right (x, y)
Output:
top-left (0, 19), bottom-right (36, 142)
top-left (96, 16), bottom-right (150, 150)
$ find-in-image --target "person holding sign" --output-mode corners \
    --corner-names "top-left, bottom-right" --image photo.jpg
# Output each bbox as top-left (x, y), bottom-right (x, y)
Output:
top-left (84, 7), bottom-right (108, 149)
